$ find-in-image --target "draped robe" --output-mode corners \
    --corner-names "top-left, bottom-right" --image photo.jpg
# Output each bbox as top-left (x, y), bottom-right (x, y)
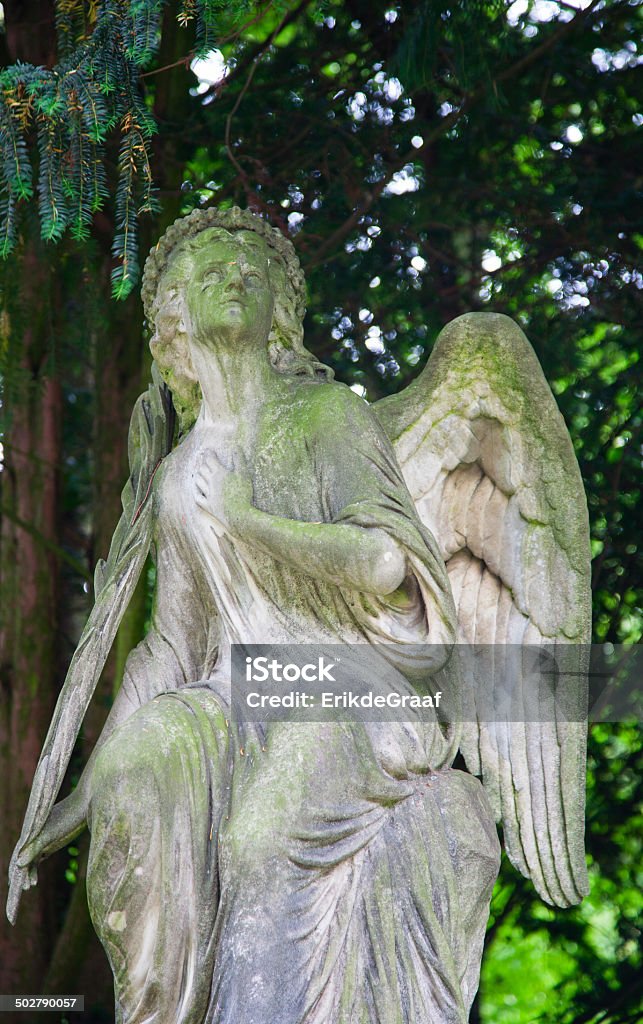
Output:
top-left (86, 378), bottom-right (500, 1024)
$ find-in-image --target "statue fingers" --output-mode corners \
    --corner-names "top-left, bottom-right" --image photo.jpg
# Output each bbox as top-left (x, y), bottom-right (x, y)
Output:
top-left (15, 826), bottom-right (56, 868)
top-left (201, 450), bottom-right (224, 472)
top-left (6, 864), bottom-right (33, 925)
top-left (16, 801), bottom-right (82, 868)
top-left (15, 840), bottom-right (38, 869)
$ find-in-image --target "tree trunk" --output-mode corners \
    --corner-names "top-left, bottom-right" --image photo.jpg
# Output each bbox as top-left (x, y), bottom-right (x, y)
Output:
top-left (0, 252), bottom-right (61, 991)
top-left (0, 1), bottom-right (61, 996)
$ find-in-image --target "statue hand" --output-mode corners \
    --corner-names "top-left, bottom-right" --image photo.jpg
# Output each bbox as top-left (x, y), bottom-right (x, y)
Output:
top-left (194, 450), bottom-right (230, 535)
top-left (7, 821), bottom-right (50, 923)
top-left (194, 450), bottom-right (254, 538)
top-left (6, 851), bottom-right (38, 925)
top-left (194, 450), bottom-right (225, 509)
top-left (7, 784), bottom-right (89, 923)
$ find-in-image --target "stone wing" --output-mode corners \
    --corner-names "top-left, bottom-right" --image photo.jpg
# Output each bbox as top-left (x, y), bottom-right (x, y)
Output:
top-left (375, 313), bottom-right (591, 907)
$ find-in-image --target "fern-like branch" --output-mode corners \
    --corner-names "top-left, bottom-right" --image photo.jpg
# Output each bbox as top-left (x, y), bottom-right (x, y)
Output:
top-left (0, 0), bottom-right (264, 291)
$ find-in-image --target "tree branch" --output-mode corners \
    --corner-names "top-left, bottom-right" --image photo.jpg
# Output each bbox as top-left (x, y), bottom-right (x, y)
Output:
top-left (200, 0), bottom-right (315, 102)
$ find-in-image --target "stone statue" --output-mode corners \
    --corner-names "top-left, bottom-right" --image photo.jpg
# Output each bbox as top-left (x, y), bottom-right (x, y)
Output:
top-left (7, 208), bottom-right (591, 1024)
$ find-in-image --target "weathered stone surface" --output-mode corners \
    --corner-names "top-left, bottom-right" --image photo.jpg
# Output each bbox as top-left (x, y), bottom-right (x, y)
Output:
top-left (9, 210), bottom-right (590, 1023)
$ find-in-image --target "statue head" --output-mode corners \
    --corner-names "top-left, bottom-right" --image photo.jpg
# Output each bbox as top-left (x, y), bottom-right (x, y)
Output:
top-left (141, 207), bottom-right (330, 431)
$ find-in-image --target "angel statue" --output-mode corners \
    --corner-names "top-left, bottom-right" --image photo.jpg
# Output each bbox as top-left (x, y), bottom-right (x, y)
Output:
top-left (7, 207), bottom-right (591, 1024)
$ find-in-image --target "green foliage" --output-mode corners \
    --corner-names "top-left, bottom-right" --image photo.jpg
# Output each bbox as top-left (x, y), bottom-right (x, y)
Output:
top-left (64, 844), bottom-right (79, 884)
top-left (391, 0), bottom-right (507, 95)
top-left (0, 0), bottom-right (259, 296)
top-left (480, 723), bottom-right (642, 1023)
top-left (182, 0), bottom-right (240, 56)
top-left (110, 55), bottom-right (159, 295)
top-left (127, 0), bottom-right (167, 66)
top-left (0, 42), bottom-right (148, 290)
top-left (0, 189), bottom-right (18, 258)
top-left (36, 115), bottom-right (69, 242)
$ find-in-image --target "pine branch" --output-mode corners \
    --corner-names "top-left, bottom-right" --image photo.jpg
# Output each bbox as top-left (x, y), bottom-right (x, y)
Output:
top-left (0, 189), bottom-right (18, 258)
top-left (0, 1), bottom-right (304, 289)
top-left (36, 115), bottom-right (69, 241)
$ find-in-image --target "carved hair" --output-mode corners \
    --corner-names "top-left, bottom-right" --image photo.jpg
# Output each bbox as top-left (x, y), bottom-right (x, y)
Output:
top-left (141, 207), bottom-right (331, 430)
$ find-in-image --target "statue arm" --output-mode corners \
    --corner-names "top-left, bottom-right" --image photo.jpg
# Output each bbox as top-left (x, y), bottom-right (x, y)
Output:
top-left (224, 384), bottom-right (422, 596)
top-left (227, 484), bottom-right (406, 596)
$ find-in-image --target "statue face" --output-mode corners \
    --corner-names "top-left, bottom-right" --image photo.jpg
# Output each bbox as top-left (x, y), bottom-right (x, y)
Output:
top-left (184, 229), bottom-right (275, 347)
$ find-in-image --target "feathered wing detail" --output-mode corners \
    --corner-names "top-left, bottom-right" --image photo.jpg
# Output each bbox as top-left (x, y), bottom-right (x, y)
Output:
top-left (375, 313), bottom-right (591, 907)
